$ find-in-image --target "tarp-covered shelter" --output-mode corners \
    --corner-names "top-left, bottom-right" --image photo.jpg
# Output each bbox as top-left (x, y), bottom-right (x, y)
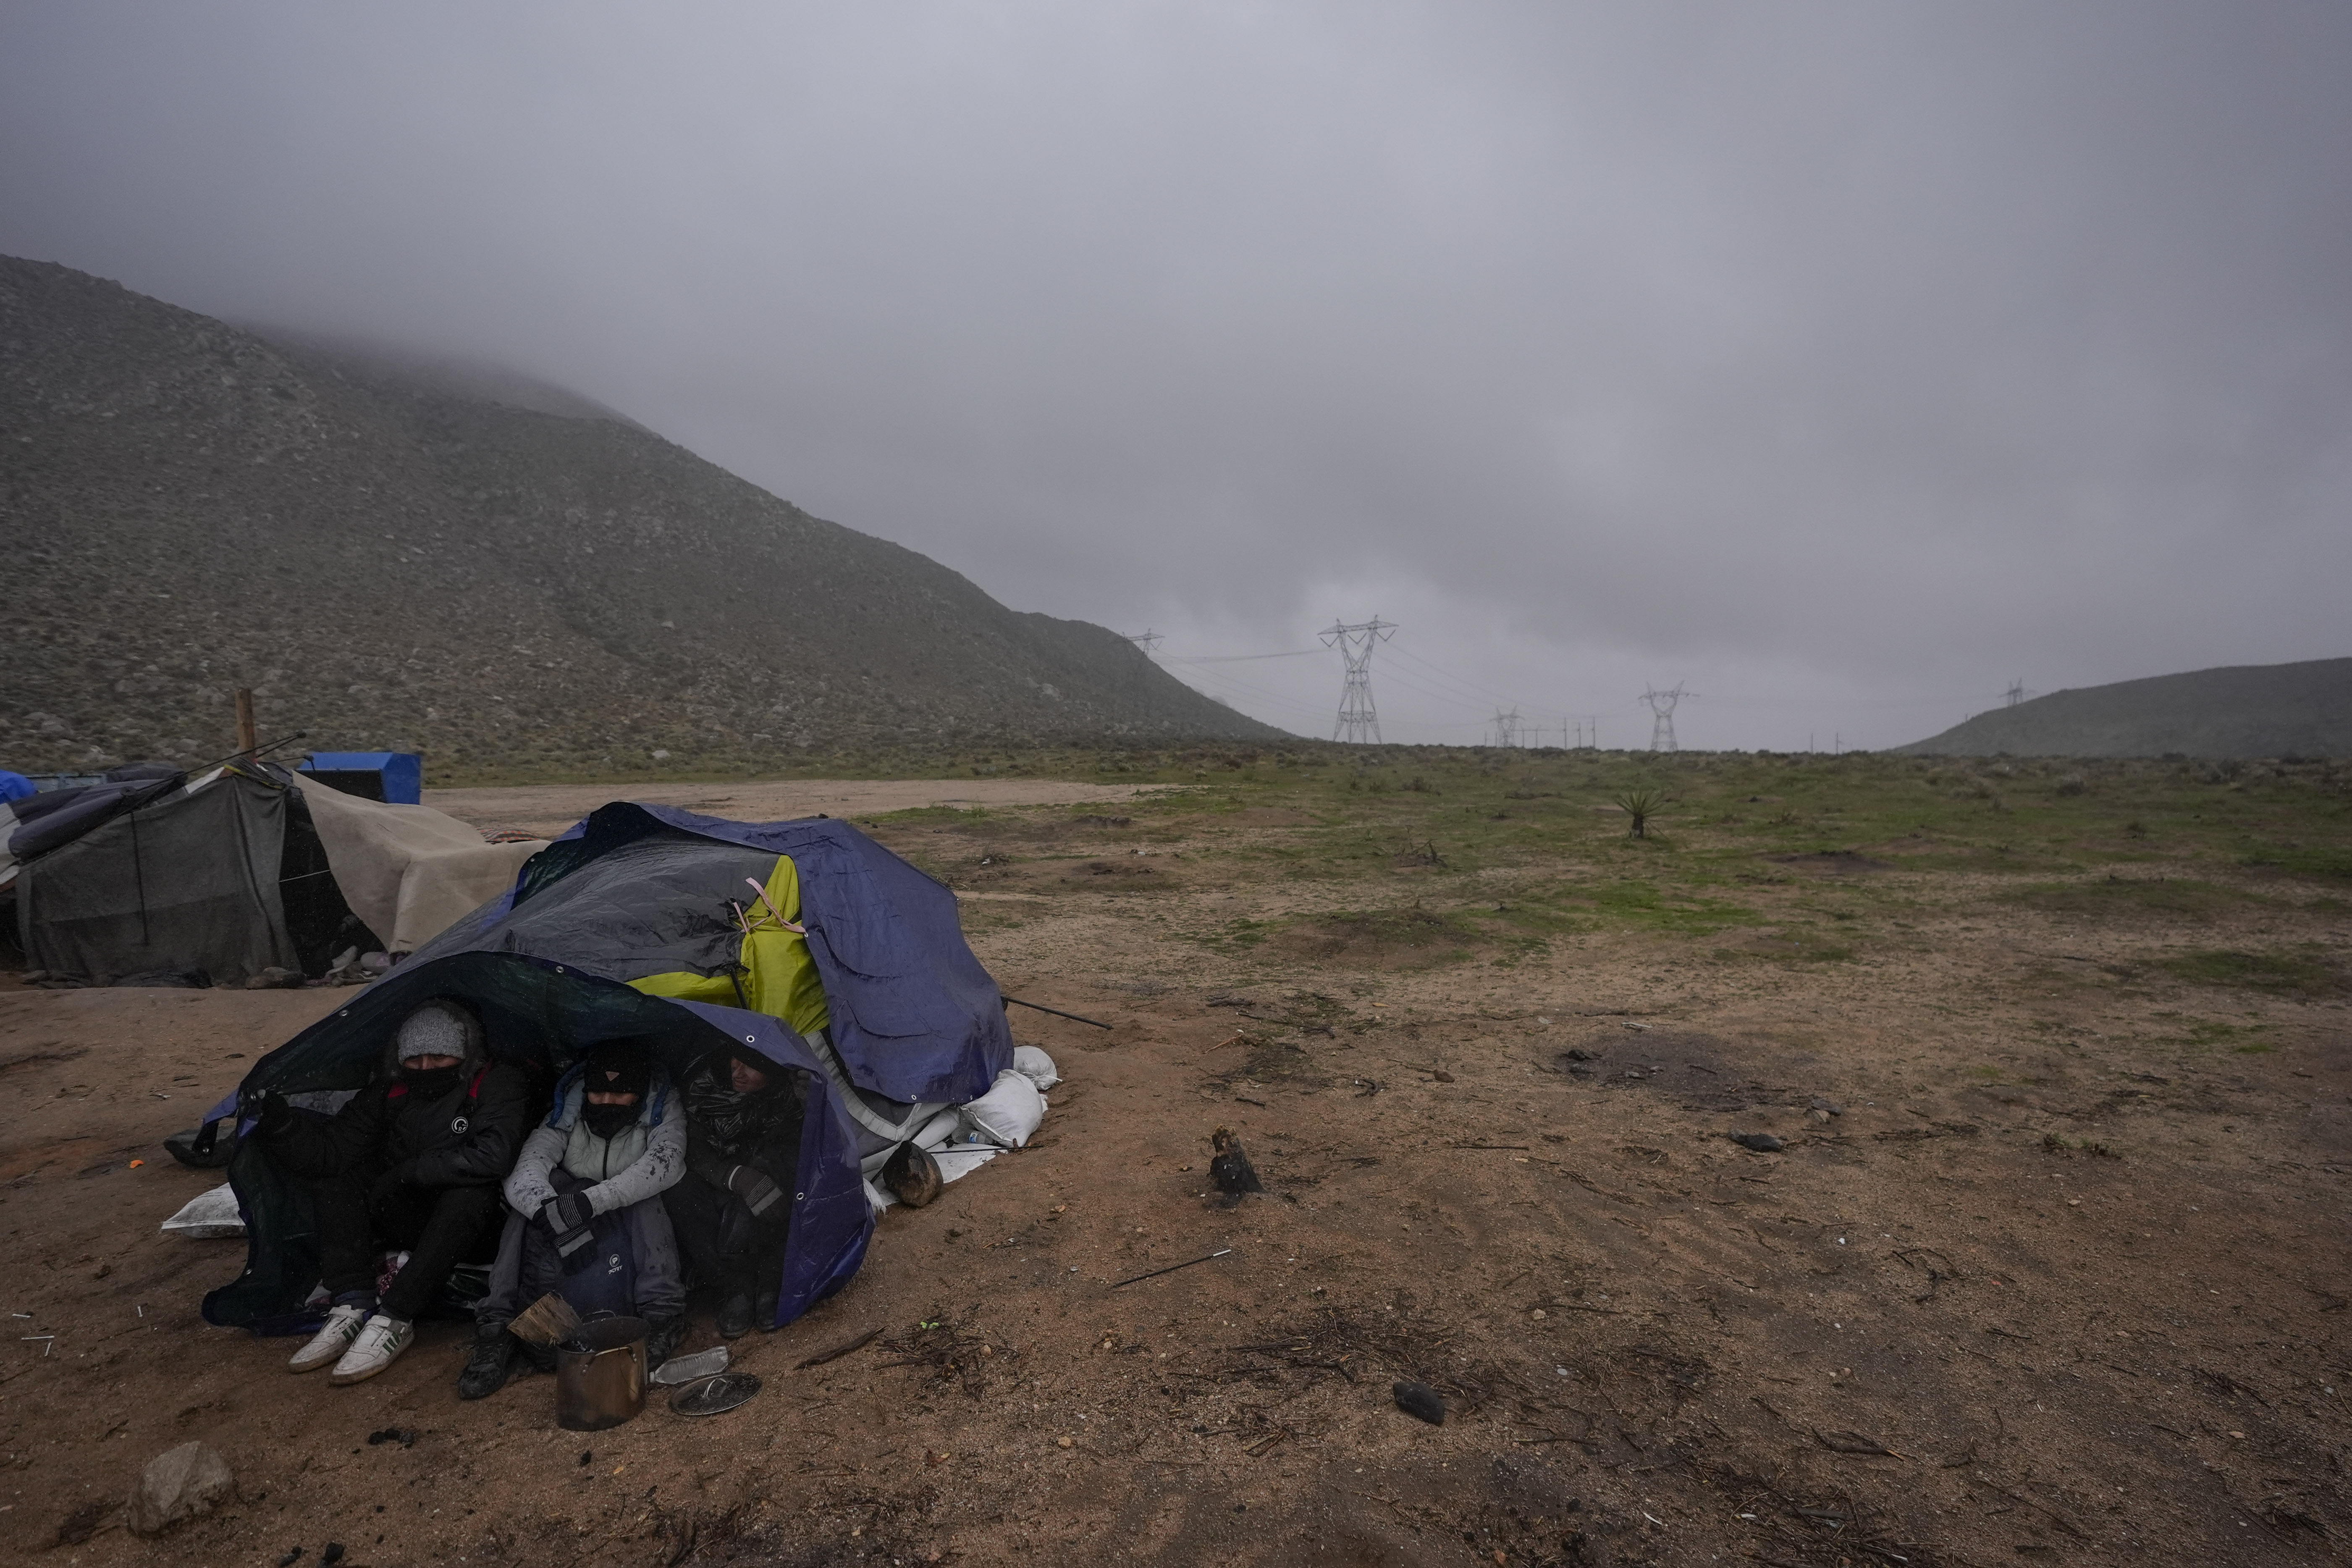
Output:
top-left (10, 763), bottom-right (546, 986)
top-left (13, 764), bottom-right (376, 985)
top-left (202, 801), bottom-right (1015, 1334)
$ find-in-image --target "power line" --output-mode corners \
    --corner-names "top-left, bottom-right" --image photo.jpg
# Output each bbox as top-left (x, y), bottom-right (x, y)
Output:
top-left (1156, 659), bottom-right (1334, 724)
top-left (1156, 649), bottom-right (1318, 663)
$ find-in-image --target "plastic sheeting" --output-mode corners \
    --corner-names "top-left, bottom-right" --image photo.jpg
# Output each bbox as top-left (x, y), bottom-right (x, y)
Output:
top-left (287, 773), bottom-right (545, 954)
top-left (16, 770), bottom-right (295, 985)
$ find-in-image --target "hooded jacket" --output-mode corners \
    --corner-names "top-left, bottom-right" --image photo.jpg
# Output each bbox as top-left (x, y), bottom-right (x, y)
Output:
top-left (503, 1073), bottom-right (685, 1220)
top-left (265, 1021), bottom-right (534, 1188)
top-left (677, 1054), bottom-right (805, 1191)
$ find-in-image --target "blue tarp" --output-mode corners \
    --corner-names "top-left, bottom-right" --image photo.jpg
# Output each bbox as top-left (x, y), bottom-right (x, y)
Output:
top-left (202, 801), bottom-right (1009, 1333)
top-left (299, 752), bottom-right (422, 805)
top-left (0, 771), bottom-right (32, 804)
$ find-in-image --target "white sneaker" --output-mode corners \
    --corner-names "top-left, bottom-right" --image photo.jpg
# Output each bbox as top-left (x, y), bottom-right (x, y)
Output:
top-left (288, 1303), bottom-right (369, 1373)
top-left (327, 1313), bottom-right (415, 1386)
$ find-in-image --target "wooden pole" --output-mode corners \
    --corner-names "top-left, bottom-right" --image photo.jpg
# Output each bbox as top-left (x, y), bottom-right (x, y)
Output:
top-left (234, 689), bottom-right (257, 757)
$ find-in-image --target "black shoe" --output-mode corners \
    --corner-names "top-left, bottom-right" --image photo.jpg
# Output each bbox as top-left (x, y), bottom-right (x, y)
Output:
top-left (456, 1322), bottom-right (517, 1401)
top-left (644, 1313), bottom-right (688, 1368)
top-left (520, 1338), bottom-right (557, 1375)
top-left (755, 1287), bottom-right (779, 1332)
top-left (718, 1292), bottom-right (753, 1340)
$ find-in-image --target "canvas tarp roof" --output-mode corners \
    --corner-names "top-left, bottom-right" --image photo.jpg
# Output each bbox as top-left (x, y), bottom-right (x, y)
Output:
top-left (287, 772), bottom-right (546, 954)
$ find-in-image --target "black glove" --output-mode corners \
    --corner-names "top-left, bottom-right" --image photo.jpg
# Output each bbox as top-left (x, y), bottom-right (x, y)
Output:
top-left (253, 1093), bottom-right (296, 1140)
top-left (540, 1195), bottom-right (597, 1270)
top-left (542, 1191), bottom-right (594, 1236)
top-left (725, 1164), bottom-right (784, 1219)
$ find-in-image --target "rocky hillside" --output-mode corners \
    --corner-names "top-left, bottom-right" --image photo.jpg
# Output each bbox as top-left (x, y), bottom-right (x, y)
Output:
top-left (0, 255), bottom-right (1283, 779)
top-left (1897, 657), bottom-right (2352, 758)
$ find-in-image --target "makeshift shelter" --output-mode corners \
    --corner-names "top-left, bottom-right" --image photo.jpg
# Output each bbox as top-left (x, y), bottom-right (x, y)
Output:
top-left (10, 764), bottom-right (546, 986)
top-left (12, 764), bottom-right (373, 985)
top-left (201, 801), bottom-right (1018, 1335)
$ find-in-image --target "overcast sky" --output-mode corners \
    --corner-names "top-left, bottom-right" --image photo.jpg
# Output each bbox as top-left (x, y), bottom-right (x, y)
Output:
top-left (5, 3), bottom-right (2347, 749)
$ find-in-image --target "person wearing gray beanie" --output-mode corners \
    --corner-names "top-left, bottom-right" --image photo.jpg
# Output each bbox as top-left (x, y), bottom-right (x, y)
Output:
top-left (254, 996), bottom-right (535, 1386)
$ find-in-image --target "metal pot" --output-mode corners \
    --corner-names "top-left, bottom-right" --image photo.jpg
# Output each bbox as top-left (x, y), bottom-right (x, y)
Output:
top-left (556, 1315), bottom-right (648, 1431)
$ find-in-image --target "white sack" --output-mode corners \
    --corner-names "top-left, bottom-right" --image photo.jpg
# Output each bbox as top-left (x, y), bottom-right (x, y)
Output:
top-left (957, 1068), bottom-right (1046, 1148)
top-left (911, 1108), bottom-right (963, 1150)
top-left (1011, 1046), bottom-right (1060, 1091)
top-left (160, 1183), bottom-right (246, 1239)
top-left (288, 773), bottom-right (546, 953)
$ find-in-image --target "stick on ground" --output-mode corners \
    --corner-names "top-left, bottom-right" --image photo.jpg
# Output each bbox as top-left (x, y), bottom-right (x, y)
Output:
top-left (1110, 1248), bottom-right (1233, 1289)
top-left (794, 1327), bottom-right (884, 1370)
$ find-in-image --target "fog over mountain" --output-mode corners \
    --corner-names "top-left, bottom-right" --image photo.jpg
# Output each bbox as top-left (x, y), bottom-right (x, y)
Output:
top-left (3, 5), bottom-right (2347, 750)
top-left (0, 257), bottom-right (1278, 774)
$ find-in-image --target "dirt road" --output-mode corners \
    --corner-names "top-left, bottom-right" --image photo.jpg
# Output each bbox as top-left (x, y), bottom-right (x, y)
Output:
top-left (422, 778), bottom-right (1182, 842)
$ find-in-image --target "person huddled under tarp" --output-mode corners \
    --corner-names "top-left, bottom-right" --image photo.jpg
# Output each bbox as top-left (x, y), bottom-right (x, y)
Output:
top-left (459, 1038), bottom-right (688, 1399)
top-left (664, 1040), bottom-right (806, 1339)
top-left (254, 998), bottom-right (532, 1385)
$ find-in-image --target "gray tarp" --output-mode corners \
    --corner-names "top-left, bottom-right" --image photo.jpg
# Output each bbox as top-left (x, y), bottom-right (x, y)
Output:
top-left (286, 774), bottom-right (546, 954)
top-left (18, 771), bottom-right (294, 984)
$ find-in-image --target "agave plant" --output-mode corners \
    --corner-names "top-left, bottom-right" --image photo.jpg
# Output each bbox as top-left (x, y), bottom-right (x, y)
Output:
top-left (1613, 786), bottom-right (1666, 838)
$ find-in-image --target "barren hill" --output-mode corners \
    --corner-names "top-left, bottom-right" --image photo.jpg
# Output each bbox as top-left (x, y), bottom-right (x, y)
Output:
top-left (1896, 657), bottom-right (2352, 758)
top-left (0, 255), bottom-right (1283, 778)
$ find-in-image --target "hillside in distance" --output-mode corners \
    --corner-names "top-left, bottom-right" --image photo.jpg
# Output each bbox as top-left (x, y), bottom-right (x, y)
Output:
top-left (0, 255), bottom-right (1283, 778)
top-left (1897, 658), bottom-right (2352, 758)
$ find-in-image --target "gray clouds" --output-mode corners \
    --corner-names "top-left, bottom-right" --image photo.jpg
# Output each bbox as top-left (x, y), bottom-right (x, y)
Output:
top-left (4, 1), bottom-right (2347, 747)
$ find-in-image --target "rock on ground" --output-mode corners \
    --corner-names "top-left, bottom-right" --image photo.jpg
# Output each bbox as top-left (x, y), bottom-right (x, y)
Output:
top-left (126, 1441), bottom-right (232, 1537)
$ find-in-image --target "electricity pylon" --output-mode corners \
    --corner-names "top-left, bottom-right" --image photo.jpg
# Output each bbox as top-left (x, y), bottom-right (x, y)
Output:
top-left (1490, 708), bottom-right (1522, 747)
top-left (1640, 684), bottom-right (1693, 752)
top-left (1321, 618), bottom-right (1395, 743)
top-left (2004, 679), bottom-right (2030, 708)
top-left (1124, 629), bottom-right (1164, 654)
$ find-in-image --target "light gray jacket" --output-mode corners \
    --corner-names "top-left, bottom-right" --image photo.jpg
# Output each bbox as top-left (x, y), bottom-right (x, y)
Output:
top-left (503, 1079), bottom-right (685, 1220)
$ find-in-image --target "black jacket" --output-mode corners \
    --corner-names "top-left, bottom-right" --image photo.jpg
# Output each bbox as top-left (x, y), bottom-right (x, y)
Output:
top-left (267, 1063), bottom-right (535, 1188)
top-left (677, 1058), bottom-right (803, 1190)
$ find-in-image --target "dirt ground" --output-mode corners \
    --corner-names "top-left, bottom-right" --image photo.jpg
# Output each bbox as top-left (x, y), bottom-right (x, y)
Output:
top-left (3, 758), bottom-right (2348, 1567)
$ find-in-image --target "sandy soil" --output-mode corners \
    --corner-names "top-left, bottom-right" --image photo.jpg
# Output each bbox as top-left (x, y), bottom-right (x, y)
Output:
top-left (3, 799), bottom-right (2347, 1567)
top-left (422, 779), bottom-right (1184, 842)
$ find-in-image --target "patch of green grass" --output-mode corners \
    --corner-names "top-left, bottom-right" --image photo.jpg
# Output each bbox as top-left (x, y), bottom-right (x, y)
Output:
top-left (1272, 905), bottom-right (1483, 966)
top-left (1199, 917), bottom-right (1270, 952)
top-left (2160, 947), bottom-right (2346, 999)
top-left (2002, 878), bottom-right (2260, 918)
top-left (2239, 844), bottom-right (2352, 881)
top-left (1546, 878), bottom-right (1765, 937)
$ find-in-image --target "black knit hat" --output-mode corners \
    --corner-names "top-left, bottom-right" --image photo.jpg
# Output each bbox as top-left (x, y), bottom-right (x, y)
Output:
top-left (582, 1038), bottom-right (652, 1100)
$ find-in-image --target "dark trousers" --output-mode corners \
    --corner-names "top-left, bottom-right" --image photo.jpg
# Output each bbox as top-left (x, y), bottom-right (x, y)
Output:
top-left (662, 1174), bottom-right (789, 1303)
top-left (316, 1177), bottom-right (504, 1321)
top-left (475, 1175), bottom-right (688, 1327)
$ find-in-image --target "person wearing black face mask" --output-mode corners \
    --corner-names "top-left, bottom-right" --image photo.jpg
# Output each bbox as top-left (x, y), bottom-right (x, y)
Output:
top-left (254, 997), bottom-right (532, 1386)
top-left (457, 1037), bottom-right (688, 1399)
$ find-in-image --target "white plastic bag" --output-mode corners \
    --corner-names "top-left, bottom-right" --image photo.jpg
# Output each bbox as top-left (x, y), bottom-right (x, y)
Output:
top-left (956, 1068), bottom-right (1046, 1148)
top-left (1011, 1045), bottom-right (1060, 1091)
top-left (159, 1183), bottom-right (246, 1239)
